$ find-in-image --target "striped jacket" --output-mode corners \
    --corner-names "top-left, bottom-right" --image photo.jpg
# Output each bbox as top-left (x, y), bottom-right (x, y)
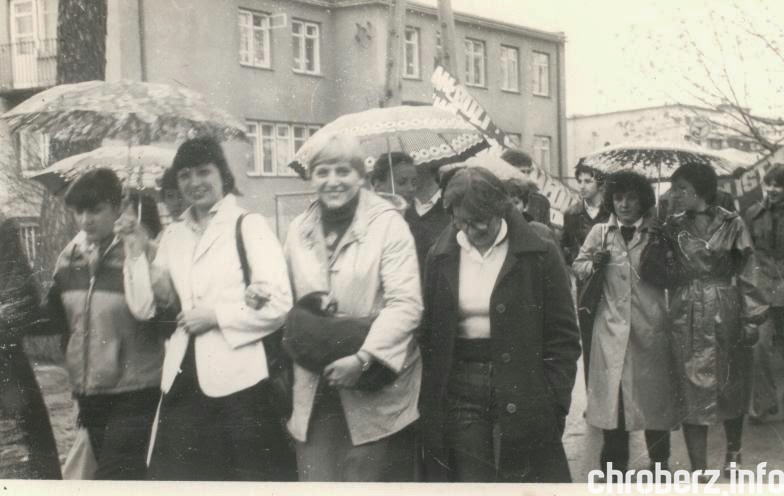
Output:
top-left (48, 232), bottom-right (164, 396)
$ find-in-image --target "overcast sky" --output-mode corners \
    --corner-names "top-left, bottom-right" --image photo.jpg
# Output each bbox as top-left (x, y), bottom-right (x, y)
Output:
top-left (419, 0), bottom-right (784, 118)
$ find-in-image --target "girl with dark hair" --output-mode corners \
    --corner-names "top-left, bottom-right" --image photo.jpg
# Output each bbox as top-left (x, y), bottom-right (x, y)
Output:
top-left (573, 170), bottom-right (678, 477)
top-left (119, 136), bottom-right (295, 480)
top-left (419, 166), bottom-right (580, 482)
top-left (641, 161), bottom-right (768, 480)
top-left (0, 218), bottom-right (62, 479)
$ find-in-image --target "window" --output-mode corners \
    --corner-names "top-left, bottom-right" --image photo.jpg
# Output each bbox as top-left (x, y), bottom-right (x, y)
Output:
top-left (464, 38), bottom-right (485, 87)
top-left (246, 120), bottom-right (320, 176)
top-left (17, 221), bottom-right (38, 265)
top-left (403, 26), bottom-right (420, 79)
top-left (532, 51), bottom-right (550, 96)
top-left (18, 130), bottom-right (49, 172)
top-left (292, 20), bottom-right (320, 74)
top-left (238, 9), bottom-right (270, 69)
top-left (500, 45), bottom-right (519, 92)
top-left (506, 133), bottom-right (522, 148)
top-left (533, 135), bottom-right (552, 172)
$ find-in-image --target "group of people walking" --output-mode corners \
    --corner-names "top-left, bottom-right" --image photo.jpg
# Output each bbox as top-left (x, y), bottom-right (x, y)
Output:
top-left (1, 129), bottom-right (782, 483)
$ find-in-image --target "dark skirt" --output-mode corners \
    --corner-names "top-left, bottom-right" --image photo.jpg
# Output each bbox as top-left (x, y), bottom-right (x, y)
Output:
top-left (147, 338), bottom-right (296, 481)
top-left (0, 339), bottom-right (61, 479)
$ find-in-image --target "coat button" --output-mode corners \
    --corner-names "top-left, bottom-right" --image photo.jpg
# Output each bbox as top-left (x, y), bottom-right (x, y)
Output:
top-left (506, 403), bottom-right (517, 414)
top-left (496, 304), bottom-right (506, 313)
top-left (501, 353), bottom-right (511, 363)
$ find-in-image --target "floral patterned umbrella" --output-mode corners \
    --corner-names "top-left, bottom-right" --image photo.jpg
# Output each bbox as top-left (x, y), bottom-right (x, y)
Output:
top-left (24, 145), bottom-right (174, 195)
top-left (288, 105), bottom-right (489, 178)
top-left (578, 142), bottom-right (739, 182)
top-left (2, 80), bottom-right (246, 143)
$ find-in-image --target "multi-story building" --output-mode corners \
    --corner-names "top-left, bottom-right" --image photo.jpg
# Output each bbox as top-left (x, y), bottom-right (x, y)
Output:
top-left (0, 0), bottom-right (568, 241)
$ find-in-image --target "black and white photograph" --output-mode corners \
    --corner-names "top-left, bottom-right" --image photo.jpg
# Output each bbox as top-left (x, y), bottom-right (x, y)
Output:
top-left (1, 0), bottom-right (784, 493)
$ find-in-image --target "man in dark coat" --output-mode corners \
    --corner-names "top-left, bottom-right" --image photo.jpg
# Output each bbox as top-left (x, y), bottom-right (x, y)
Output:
top-left (500, 148), bottom-right (552, 225)
top-left (419, 171), bottom-right (581, 482)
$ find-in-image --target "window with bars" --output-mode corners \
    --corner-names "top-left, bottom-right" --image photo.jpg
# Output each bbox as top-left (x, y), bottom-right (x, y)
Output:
top-left (463, 38), bottom-right (485, 87)
top-left (238, 9), bottom-right (271, 69)
top-left (532, 51), bottom-right (550, 96)
top-left (500, 45), bottom-right (519, 92)
top-left (533, 135), bottom-right (552, 173)
top-left (292, 20), bottom-right (320, 74)
top-left (403, 26), bottom-right (420, 79)
top-left (18, 130), bottom-right (50, 172)
top-left (246, 121), bottom-right (320, 176)
top-left (17, 221), bottom-right (38, 266)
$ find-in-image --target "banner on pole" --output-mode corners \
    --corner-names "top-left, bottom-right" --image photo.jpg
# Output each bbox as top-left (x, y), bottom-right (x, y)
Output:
top-left (431, 65), bottom-right (579, 225)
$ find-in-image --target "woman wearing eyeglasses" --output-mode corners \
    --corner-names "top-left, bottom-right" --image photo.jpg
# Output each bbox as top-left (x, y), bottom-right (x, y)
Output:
top-left (418, 167), bottom-right (581, 482)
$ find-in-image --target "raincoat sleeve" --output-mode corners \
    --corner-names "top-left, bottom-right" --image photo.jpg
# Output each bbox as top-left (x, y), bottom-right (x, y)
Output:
top-left (572, 223), bottom-right (603, 281)
top-left (734, 219), bottom-right (769, 328)
top-left (123, 228), bottom-right (177, 321)
top-left (542, 241), bottom-right (582, 417)
top-left (215, 213), bottom-right (292, 349)
top-left (360, 213), bottom-right (423, 373)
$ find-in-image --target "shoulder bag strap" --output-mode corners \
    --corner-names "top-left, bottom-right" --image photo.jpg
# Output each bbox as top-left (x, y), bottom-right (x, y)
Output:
top-left (235, 213), bottom-right (251, 287)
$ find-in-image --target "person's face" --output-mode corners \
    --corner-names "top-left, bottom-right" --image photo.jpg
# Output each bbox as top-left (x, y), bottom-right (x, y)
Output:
top-left (517, 164), bottom-right (533, 178)
top-left (452, 205), bottom-right (503, 252)
top-left (176, 163), bottom-right (225, 212)
top-left (392, 163), bottom-right (418, 203)
top-left (577, 172), bottom-right (600, 201)
top-left (73, 201), bottom-right (121, 245)
top-left (613, 191), bottom-right (643, 225)
top-left (765, 182), bottom-right (784, 205)
top-left (670, 177), bottom-right (702, 212)
top-left (311, 161), bottom-right (363, 210)
top-left (163, 188), bottom-right (188, 220)
top-left (511, 196), bottom-right (526, 214)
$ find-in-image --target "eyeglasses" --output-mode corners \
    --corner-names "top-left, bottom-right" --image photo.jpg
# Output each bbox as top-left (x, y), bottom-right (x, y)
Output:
top-left (452, 215), bottom-right (492, 232)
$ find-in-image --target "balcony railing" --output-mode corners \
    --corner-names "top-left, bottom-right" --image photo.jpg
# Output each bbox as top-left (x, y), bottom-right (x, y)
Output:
top-left (0, 38), bottom-right (57, 92)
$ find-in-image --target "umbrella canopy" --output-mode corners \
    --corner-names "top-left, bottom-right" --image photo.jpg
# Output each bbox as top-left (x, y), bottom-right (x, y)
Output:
top-left (2, 80), bottom-right (246, 144)
top-left (578, 142), bottom-right (738, 182)
top-left (24, 145), bottom-right (174, 195)
top-left (288, 105), bottom-right (489, 178)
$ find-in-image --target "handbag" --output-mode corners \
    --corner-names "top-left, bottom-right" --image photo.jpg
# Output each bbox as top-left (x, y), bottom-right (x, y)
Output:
top-left (282, 291), bottom-right (397, 390)
top-left (235, 213), bottom-right (293, 419)
top-left (576, 225), bottom-right (608, 362)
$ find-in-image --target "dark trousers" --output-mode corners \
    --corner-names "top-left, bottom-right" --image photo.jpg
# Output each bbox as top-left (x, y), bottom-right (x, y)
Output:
top-left (443, 359), bottom-right (570, 482)
top-left (600, 391), bottom-right (670, 472)
top-left (76, 387), bottom-right (160, 480)
top-left (296, 382), bottom-right (416, 481)
top-left (147, 340), bottom-right (296, 481)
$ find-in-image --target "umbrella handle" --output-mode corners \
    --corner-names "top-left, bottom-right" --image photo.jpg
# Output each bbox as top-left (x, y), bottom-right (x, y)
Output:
top-left (386, 136), bottom-right (395, 195)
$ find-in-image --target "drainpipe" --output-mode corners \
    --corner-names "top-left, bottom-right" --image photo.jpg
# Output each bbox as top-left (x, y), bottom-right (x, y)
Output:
top-left (138, 0), bottom-right (146, 81)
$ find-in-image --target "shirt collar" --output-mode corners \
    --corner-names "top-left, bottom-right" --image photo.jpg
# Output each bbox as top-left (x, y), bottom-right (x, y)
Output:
top-left (615, 215), bottom-right (644, 230)
top-left (182, 195), bottom-right (232, 234)
top-left (414, 189), bottom-right (441, 215)
top-left (456, 218), bottom-right (508, 260)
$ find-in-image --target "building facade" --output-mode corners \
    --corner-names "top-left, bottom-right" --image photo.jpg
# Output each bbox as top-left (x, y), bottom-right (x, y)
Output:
top-left (0, 0), bottom-right (568, 240)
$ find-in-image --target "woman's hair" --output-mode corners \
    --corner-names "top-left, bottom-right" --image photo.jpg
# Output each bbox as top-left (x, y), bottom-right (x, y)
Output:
top-left (371, 152), bottom-right (414, 186)
top-left (601, 170), bottom-right (656, 216)
top-left (160, 165), bottom-right (178, 193)
top-left (308, 134), bottom-right (366, 178)
top-left (764, 164), bottom-right (784, 188)
top-left (574, 163), bottom-right (606, 185)
top-left (170, 136), bottom-right (237, 195)
top-left (500, 148), bottom-right (533, 169)
top-left (670, 161), bottom-right (718, 204)
top-left (64, 168), bottom-right (122, 210)
top-left (503, 178), bottom-right (537, 206)
top-left (124, 193), bottom-right (163, 238)
top-left (443, 167), bottom-right (511, 219)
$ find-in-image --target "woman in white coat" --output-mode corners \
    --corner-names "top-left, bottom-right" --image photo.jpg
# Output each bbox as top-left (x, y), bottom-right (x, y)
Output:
top-left (573, 170), bottom-right (679, 476)
top-left (284, 134), bottom-right (423, 481)
top-left (119, 137), bottom-right (295, 480)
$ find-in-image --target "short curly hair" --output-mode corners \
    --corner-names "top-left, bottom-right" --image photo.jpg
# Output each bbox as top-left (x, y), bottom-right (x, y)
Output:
top-left (671, 161), bottom-right (717, 204)
top-left (764, 164), bottom-right (784, 188)
top-left (443, 167), bottom-right (511, 219)
top-left (601, 170), bottom-right (656, 216)
top-left (574, 162), bottom-right (606, 185)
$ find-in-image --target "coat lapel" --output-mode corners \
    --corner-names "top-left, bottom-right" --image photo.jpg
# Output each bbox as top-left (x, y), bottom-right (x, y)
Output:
top-left (191, 196), bottom-right (239, 264)
top-left (492, 211), bottom-right (548, 294)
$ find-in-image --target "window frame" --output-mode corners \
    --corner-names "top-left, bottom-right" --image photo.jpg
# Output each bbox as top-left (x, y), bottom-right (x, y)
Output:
top-left (17, 219), bottom-right (38, 266)
top-left (246, 120), bottom-right (320, 177)
top-left (533, 135), bottom-right (552, 173)
top-left (500, 45), bottom-right (520, 93)
top-left (238, 8), bottom-right (271, 70)
top-left (463, 38), bottom-right (486, 88)
top-left (403, 26), bottom-right (420, 79)
top-left (292, 19), bottom-right (321, 75)
top-left (532, 51), bottom-right (550, 97)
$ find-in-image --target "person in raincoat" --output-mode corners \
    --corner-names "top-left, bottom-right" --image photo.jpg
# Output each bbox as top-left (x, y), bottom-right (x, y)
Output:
top-left (743, 164), bottom-right (784, 422)
top-left (573, 171), bottom-right (678, 476)
top-left (641, 161), bottom-right (768, 480)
